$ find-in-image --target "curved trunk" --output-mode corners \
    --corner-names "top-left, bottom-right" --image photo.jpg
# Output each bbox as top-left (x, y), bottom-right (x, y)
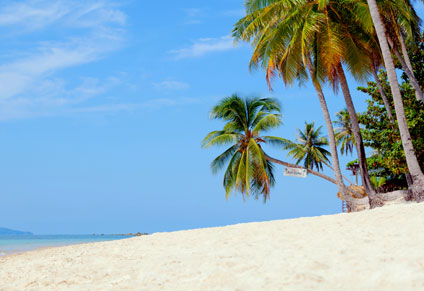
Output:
top-left (305, 55), bottom-right (350, 200)
top-left (370, 65), bottom-right (395, 123)
top-left (322, 160), bottom-right (355, 185)
top-left (335, 62), bottom-right (382, 208)
top-left (392, 46), bottom-right (424, 103)
top-left (399, 33), bottom-right (422, 102)
top-left (264, 153), bottom-right (361, 201)
top-left (367, 0), bottom-right (424, 202)
top-left (399, 33), bottom-right (414, 75)
top-left (265, 153), bottom-right (335, 182)
top-left (385, 27), bottom-right (424, 103)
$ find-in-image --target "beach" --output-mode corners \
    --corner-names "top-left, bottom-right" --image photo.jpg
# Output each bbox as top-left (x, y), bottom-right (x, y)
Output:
top-left (1, 202), bottom-right (424, 290)
top-left (0, 235), bottom-right (132, 257)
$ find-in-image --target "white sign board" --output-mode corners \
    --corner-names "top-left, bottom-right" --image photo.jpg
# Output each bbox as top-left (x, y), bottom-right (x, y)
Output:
top-left (284, 167), bottom-right (307, 178)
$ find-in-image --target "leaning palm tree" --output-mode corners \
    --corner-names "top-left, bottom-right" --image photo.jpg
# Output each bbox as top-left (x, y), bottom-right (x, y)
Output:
top-left (366, 0), bottom-right (424, 201)
top-left (233, 0), bottom-right (351, 202)
top-left (202, 95), bottom-right (282, 200)
top-left (285, 122), bottom-right (355, 184)
top-left (363, 37), bottom-right (395, 123)
top-left (203, 94), bottom-right (360, 200)
top-left (356, 0), bottom-right (420, 119)
top-left (233, 0), bottom-right (380, 206)
top-left (377, 0), bottom-right (424, 103)
top-left (333, 110), bottom-right (355, 156)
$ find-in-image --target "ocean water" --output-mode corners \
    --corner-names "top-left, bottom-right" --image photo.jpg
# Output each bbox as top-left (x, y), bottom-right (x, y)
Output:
top-left (0, 235), bottom-right (132, 256)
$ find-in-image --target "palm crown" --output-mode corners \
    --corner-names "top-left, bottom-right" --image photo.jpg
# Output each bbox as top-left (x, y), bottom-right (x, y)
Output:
top-left (233, 0), bottom-right (375, 89)
top-left (285, 122), bottom-right (331, 171)
top-left (202, 94), bottom-right (288, 200)
top-left (334, 109), bottom-right (355, 156)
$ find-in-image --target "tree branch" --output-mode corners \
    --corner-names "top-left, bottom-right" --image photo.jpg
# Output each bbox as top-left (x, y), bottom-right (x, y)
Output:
top-left (264, 153), bottom-right (361, 201)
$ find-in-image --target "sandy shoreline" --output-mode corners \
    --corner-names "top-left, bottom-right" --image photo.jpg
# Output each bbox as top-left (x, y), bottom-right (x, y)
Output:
top-left (1, 203), bottom-right (424, 290)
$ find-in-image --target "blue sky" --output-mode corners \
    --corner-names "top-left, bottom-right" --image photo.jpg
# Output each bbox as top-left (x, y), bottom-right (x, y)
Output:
top-left (1, 0), bottom-right (422, 234)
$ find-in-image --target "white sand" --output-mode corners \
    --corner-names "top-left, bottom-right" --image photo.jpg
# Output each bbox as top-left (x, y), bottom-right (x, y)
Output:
top-left (1, 203), bottom-right (424, 290)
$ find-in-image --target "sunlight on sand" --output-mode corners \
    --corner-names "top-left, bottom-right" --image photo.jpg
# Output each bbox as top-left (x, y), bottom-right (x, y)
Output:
top-left (1, 203), bottom-right (424, 290)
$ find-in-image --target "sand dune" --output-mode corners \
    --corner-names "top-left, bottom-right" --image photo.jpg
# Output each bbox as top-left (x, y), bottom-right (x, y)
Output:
top-left (1, 203), bottom-right (424, 290)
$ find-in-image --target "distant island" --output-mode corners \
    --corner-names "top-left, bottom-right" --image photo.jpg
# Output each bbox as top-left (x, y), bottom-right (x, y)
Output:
top-left (93, 232), bottom-right (148, 237)
top-left (0, 227), bottom-right (33, 235)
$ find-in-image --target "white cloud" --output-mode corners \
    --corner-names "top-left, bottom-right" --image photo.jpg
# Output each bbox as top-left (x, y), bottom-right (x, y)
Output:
top-left (170, 36), bottom-right (236, 60)
top-left (0, 0), bottom-right (127, 120)
top-left (0, 1), bottom-right (204, 121)
top-left (72, 97), bottom-right (200, 114)
top-left (0, 0), bottom-right (126, 31)
top-left (185, 8), bottom-right (203, 18)
top-left (71, 103), bottom-right (137, 113)
top-left (0, 1), bottom-right (70, 30)
top-left (0, 36), bottom-right (122, 100)
top-left (183, 8), bottom-right (204, 24)
top-left (153, 80), bottom-right (189, 91)
top-left (0, 75), bottom-right (123, 120)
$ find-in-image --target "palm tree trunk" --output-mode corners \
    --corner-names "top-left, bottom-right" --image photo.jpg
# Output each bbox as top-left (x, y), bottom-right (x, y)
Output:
top-left (305, 55), bottom-right (350, 201)
top-left (322, 160), bottom-right (355, 185)
top-left (398, 32), bottom-right (422, 102)
top-left (384, 26), bottom-right (424, 103)
top-left (335, 62), bottom-right (383, 208)
top-left (399, 33), bottom-right (414, 75)
top-left (264, 153), bottom-right (361, 201)
top-left (392, 45), bottom-right (424, 103)
top-left (367, 0), bottom-right (424, 202)
top-left (370, 65), bottom-right (395, 123)
top-left (406, 172), bottom-right (413, 188)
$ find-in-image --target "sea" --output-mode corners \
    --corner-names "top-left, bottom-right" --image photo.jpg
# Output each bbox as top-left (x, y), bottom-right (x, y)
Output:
top-left (0, 234), bottom-right (132, 257)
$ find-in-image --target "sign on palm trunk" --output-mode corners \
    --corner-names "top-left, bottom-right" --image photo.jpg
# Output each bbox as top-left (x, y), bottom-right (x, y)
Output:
top-left (284, 167), bottom-right (307, 178)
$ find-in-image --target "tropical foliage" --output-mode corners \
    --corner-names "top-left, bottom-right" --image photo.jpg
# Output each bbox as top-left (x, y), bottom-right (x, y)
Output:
top-left (203, 0), bottom-right (424, 207)
top-left (333, 110), bottom-right (355, 156)
top-left (284, 122), bottom-right (330, 171)
top-left (366, 0), bottom-right (424, 201)
top-left (356, 69), bottom-right (424, 180)
top-left (370, 176), bottom-right (387, 190)
top-left (405, 32), bottom-right (424, 89)
top-left (202, 94), bottom-right (288, 200)
top-left (202, 95), bottom-right (355, 201)
top-left (232, 0), bottom-right (405, 202)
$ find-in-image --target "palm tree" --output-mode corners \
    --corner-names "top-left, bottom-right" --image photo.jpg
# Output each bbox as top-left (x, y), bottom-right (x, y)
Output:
top-left (358, 0), bottom-right (420, 119)
top-left (366, 0), bottom-right (424, 201)
top-left (233, 0), bottom-right (380, 206)
top-left (333, 110), bottom-right (355, 156)
top-left (285, 122), bottom-right (330, 171)
top-left (233, 0), bottom-right (351, 202)
top-left (202, 95), bottom-right (281, 200)
top-left (203, 95), bottom-right (360, 200)
top-left (370, 66), bottom-right (395, 123)
top-left (363, 39), bottom-right (395, 123)
top-left (285, 122), bottom-right (355, 184)
top-left (377, 0), bottom-right (424, 103)
top-left (370, 176), bottom-right (387, 191)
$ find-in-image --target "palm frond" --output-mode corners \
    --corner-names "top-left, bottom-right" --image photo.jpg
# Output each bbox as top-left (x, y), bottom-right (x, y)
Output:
top-left (202, 131), bottom-right (241, 148)
top-left (203, 94), bottom-right (282, 200)
top-left (252, 113), bottom-right (282, 134)
top-left (262, 136), bottom-right (294, 148)
top-left (211, 145), bottom-right (239, 174)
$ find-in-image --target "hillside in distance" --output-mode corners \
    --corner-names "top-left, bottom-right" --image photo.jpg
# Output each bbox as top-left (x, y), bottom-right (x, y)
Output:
top-left (0, 227), bottom-right (33, 235)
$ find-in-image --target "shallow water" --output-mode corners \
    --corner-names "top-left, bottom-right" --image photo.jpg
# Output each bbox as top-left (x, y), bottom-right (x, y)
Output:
top-left (0, 234), bottom-right (132, 256)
